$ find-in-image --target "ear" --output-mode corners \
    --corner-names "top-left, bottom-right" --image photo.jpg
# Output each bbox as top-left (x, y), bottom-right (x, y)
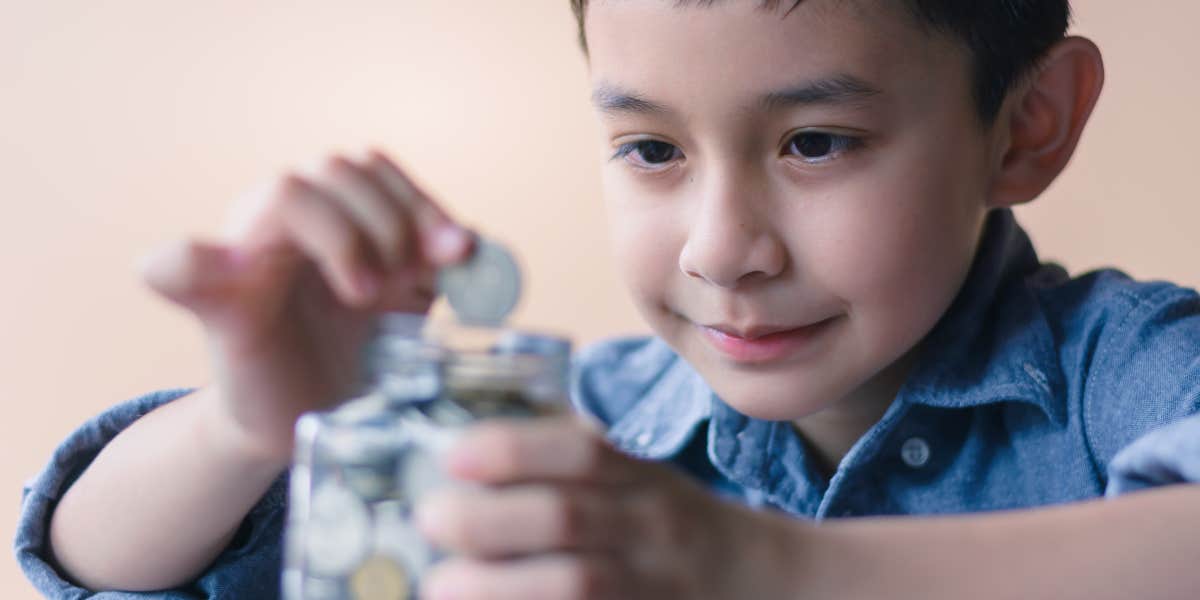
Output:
top-left (987, 36), bottom-right (1105, 208)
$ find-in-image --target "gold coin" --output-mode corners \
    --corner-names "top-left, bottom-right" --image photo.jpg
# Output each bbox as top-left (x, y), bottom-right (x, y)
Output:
top-left (350, 554), bottom-right (410, 600)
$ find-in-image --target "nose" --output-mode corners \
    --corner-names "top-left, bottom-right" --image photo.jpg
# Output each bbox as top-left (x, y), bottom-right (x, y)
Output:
top-left (678, 173), bottom-right (787, 289)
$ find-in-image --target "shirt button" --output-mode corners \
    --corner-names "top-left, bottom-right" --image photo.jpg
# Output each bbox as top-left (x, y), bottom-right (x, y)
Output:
top-left (900, 437), bottom-right (931, 468)
top-left (635, 431), bottom-right (653, 447)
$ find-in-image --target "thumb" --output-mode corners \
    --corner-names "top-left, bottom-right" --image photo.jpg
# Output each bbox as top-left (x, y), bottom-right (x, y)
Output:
top-left (139, 239), bottom-right (247, 320)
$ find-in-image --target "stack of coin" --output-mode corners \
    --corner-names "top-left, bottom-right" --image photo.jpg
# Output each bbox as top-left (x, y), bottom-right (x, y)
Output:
top-left (409, 380), bottom-right (562, 426)
top-left (444, 382), bottom-right (562, 420)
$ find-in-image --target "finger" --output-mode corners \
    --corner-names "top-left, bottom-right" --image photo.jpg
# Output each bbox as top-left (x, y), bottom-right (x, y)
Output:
top-left (274, 173), bottom-right (382, 307)
top-left (422, 554), bottom-right (628, 600)
top-left (373, 265), bottom-right (438, 313)
top-left (445, 417), bottom-right (641, 485)
top-left (361, 148), bottom-right (474, 265)
top-left (309, 154), bottom-right (414, 270)
top-left (415, 485), bottom-right (627, 558)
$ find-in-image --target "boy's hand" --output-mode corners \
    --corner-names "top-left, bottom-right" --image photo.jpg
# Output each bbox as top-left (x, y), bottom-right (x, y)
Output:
top-left (139, 149), bottom-right (474, 465)
top-left (415, 418), bottom-right (803, 600)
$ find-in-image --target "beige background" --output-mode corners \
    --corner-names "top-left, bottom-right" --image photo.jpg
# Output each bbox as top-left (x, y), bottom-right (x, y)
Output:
top-left (2, 1), bottom-right (1197, 596)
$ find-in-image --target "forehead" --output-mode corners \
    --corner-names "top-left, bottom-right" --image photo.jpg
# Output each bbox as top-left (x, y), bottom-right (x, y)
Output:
top-left (583, 0), bottom-right (966, 120)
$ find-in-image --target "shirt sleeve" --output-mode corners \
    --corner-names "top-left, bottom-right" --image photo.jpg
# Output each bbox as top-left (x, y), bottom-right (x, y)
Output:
top-left (14, 388), bottom-right (290, 599)
top-left (1080, 282), bottom-right (1200, 496)
top-left (1106, 413), bottom-right (1200, 496)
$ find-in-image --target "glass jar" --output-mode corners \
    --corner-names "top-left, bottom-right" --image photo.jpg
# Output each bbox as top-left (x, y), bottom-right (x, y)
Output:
top-left (282, 314), bottom-right (571, 600)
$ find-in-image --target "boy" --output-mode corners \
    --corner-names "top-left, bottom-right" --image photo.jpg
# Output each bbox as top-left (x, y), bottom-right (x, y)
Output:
top-left (18, 0), bottom-right (1200, 598)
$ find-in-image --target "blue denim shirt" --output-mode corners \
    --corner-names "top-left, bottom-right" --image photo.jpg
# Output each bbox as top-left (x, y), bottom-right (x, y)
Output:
top-left (17, 209), bottom-right (1200, 598)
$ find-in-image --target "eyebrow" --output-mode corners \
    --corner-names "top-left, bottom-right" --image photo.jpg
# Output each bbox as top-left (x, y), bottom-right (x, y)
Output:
top-left (591, 74), bottom-right (883, 116)
top-left (591, 86), bottom-right (671, 115)
top-left (759, 74), bottom-right (882, 111)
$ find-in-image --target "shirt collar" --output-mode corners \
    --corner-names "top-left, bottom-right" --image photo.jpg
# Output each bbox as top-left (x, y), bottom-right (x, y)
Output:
top-left (899, 208), bottom-right (1067, 425)
top-left (607, 345), bottom-right (714, 459)
top-left (607, 209), bottom-right (1067, 460)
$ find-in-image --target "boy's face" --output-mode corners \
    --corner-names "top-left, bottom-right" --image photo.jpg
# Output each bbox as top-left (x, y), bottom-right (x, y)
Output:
top-left (585, 0), bottom-right (997, 421)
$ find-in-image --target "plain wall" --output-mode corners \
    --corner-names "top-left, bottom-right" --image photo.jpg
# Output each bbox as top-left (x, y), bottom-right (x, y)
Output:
top-left (3, 1), bottom-right (1197, 596)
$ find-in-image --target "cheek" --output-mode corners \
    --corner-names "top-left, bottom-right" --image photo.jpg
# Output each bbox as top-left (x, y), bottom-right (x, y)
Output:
top-left (809, 135), bottom-right (988, 352)
top-left (603, 177), bottom-right (683, 313)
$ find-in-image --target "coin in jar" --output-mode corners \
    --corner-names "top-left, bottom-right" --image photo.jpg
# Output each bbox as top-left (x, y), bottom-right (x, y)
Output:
top-left (342, 464), bottom-right (399, 503)
top-left (449, 387), bottom-right (545, 419)
top-left (296, 574), bottom-right (348, 600)
top-left (372, 501), bottom-right (433, 580)
top-left (436, 236), bottom-right (521, 325)
top-left (350, 554), bottom-right (410, 600)
top-left (304, 480), bottom-right (373, 577)
top-left (396, 444), bottom-right (447, 503)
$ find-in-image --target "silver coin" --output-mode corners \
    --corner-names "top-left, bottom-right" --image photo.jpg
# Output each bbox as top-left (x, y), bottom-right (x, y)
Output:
top-left (305, 480), bottom-right (373, 577)
top-left (436, 237), bottom-right (521, 325)
top-left (295, 574), bottom-right (349, 600)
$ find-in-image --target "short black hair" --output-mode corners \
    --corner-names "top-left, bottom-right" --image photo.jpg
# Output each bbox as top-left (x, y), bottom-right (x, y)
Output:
top-left (569, 0), bottom-right (1073, 124)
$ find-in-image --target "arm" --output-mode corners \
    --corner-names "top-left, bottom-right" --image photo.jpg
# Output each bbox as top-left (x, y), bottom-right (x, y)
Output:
top-left (795, 484), bottom-right (1200, 600)
top-left (40, 149), bottom-right (473, 593)
top-left (801, 286), bottom-right (1200, 599)
top-left (412, 418), bottom-right (1200, 600)
top-left (48, 387), bottom-right (287, 591)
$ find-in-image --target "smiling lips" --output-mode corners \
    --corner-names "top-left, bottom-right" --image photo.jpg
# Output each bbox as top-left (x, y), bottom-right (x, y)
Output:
top-left (698, 318), bottom-right (836, 363)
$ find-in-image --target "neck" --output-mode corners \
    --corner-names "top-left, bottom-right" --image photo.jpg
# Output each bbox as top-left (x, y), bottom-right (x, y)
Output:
top-left (792, 345), bottom-right (921, 477)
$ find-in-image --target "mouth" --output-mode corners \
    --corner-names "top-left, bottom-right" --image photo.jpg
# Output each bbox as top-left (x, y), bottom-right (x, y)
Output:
top-left (697, 317), bottom-right (839, 364)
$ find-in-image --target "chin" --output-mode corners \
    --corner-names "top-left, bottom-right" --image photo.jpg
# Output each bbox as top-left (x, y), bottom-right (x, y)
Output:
top-left (704, 372), bottom-right (842, 421)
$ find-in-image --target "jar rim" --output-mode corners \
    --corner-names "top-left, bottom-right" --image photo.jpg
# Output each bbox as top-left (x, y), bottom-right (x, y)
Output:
top-left (374, 313), bottom-right (570, 358)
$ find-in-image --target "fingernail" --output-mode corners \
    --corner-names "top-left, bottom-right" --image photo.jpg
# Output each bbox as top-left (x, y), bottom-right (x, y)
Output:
top-left (431, 226), bottom-right (471, 263)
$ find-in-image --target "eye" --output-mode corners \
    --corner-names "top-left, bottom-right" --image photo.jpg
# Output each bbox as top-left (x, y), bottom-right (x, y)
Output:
top-left (612, 140), bottom-right (682, 170)
top-left (784, 131), bottom-right (861, 164)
